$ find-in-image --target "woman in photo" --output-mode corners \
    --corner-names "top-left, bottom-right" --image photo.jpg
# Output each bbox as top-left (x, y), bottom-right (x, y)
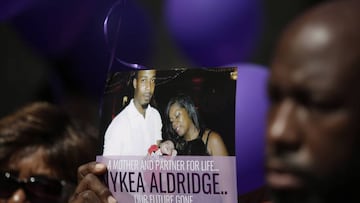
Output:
top-left (164, 93), bottom-right (228, 156)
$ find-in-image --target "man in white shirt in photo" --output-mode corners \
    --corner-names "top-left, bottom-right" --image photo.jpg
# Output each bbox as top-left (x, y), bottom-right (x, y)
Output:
top-left (103, 69), bottom-right (162, 156)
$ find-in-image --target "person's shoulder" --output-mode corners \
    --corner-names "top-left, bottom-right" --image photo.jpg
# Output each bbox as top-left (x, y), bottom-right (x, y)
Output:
top-left (206, 130), bottom-right (223, 144)
top-left (205, 129), bottom-right (229, 155)
top-left (109, 105), bottom-right (132, 124)
top-left (149, 105), bottom-right (162, 116)
top-left (148, 104), bottom-right (159, 112)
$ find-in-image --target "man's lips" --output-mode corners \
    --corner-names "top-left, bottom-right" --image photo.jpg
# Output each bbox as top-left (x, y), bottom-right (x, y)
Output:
top-left (266, 161), bottom-right (304, 190)
top-left (143, 93), bottom-right (151, 99)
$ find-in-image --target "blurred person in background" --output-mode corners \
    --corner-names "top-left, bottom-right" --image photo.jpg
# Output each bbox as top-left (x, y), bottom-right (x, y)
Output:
top-left (0, 102), bottom-right (99, 203)
top-left (266, 0), bottom-right (360, 202)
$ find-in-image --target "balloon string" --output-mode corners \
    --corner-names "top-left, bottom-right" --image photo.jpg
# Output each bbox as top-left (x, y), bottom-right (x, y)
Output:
top-left (104, 0), bottom-right (147, 72)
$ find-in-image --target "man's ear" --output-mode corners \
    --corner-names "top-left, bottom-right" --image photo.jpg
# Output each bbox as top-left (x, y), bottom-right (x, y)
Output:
top-left (133, 78), bottom-right (137, 89)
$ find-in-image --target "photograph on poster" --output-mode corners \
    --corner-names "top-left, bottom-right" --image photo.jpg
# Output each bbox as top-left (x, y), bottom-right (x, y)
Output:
top-left (100, 68), bottom-right (236, 157)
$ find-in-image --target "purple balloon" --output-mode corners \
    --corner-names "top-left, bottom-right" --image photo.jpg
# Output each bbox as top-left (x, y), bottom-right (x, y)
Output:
top-left (235, 64), bottom-right (269, 195)
top-left (165, 0), bottom-right (263, 67)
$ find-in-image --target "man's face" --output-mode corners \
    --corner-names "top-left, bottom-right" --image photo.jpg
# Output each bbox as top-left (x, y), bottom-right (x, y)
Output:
top-left (133, 70), bottom-right (156, 109)
top-left (266, 24), bottom-right (360, 201)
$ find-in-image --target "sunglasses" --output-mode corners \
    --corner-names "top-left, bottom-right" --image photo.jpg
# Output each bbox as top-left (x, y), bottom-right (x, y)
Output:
top-left (0, 171), bottom-right (66, 203)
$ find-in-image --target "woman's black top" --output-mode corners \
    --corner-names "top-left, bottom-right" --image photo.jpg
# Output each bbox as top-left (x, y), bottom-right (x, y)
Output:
top-left (177, 129), bottom-right (211, 156)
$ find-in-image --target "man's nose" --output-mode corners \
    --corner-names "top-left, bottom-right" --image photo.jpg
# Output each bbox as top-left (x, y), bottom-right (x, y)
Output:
top-left (144, 80), bottom-right (152, 90)
top-left (7, 189), bottom-right (27, 203)
top-left (267, 99), bottom-right (302, 151)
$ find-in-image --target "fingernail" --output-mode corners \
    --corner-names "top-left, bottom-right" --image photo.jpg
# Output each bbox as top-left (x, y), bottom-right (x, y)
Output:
top-left (95, 163), bottom-right (106, 171)
top-left (108, 196), bottom-right (117, 203)
top-left (13, 194), bottom-right (20, 202)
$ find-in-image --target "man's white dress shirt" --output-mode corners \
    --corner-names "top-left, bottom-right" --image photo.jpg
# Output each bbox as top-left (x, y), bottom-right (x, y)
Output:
top-left (103, 99), bottom-right (162, 156)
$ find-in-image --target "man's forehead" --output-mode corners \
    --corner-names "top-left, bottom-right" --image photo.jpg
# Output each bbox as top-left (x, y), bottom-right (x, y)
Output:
top-left (137, 70), bottom-right (156, 77)
top-left (271, 41), bottom-right (360, 91)
top-left (271, 30), bottom-right (357, 91)
top-left (269, 58), bottom-right (360, 105)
